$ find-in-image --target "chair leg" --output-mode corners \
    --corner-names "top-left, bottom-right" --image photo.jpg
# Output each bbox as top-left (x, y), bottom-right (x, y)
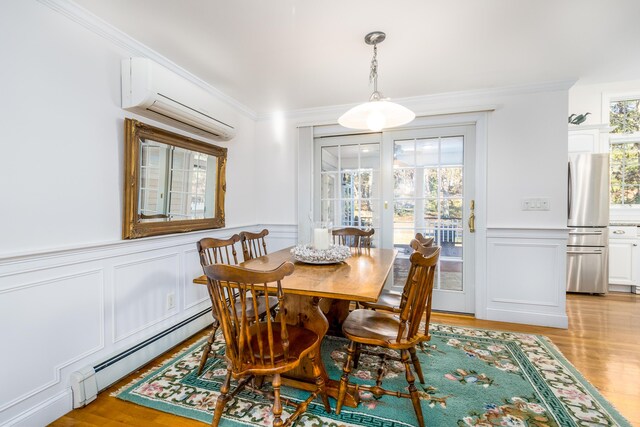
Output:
top-left (198, 319), bottom-right (219, 375)
top-left (211, 368), bottom-right (231, 427)
top-left (335, 340), bottom-right (357, 415)
top-left (309, 349), bottom-right (331, 413)
top-left (401, 349), bottom-right (425, 427)
top-left (409, 346), bottom-right (425, 384)
top-left (353, 342), bottom-right (362, 369)
top-left (253, 375), bottom-right (265, 389)
top-left (272, 373), bottom-right (283, 427)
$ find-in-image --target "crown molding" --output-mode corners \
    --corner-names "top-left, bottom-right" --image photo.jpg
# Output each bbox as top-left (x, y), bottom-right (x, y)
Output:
top-left (257, 79), bottom-right (577, 122)
top-left (36, 0), bottom-right (258, 120)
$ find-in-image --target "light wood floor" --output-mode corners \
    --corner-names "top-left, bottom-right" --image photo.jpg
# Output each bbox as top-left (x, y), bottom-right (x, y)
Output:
top-left (51, 292), bottom-right (640, 426)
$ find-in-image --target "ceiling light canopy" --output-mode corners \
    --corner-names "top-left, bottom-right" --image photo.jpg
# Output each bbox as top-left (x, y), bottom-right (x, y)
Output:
top-left (339, 31), bottom-right (415, 132)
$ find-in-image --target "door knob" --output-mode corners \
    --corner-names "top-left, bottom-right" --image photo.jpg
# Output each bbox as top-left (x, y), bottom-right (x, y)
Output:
top-left (468, 200), bottom-right (476, 233)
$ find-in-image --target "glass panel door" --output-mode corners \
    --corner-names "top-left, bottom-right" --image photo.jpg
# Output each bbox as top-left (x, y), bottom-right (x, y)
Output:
top-left (314, 134), bottom-right (382, 247)
top-left (383, 126), bottom-right (475, 313)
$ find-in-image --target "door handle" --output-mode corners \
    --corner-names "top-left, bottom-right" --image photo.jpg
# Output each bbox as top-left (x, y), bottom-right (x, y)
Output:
top-left (568, 161), bottom-right (573, 220)
top-left (613, 230), bottom-right (625, 234)
top-left (468, 200), bottom-right (475, 233)
top-left (567, 250), bottom-right (603, 255)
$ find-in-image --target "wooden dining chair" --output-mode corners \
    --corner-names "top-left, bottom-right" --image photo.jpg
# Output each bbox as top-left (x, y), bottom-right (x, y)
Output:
top-left (239, 229), bottom-right (269, 261)
top-left (361, 238), bottom-right (437, 313)
top-left (415, 232), bottom-right (435, 247)
top-left (196, 235), bottom-right (277, 375)
top-left (332, 227), bottom-right (374, 249)
top-left (203, 262), bottom-right (331, 427)
top-left (335, 246), bottom-right (440, 427)
top-left (358, 239), bottom-right (439, 382)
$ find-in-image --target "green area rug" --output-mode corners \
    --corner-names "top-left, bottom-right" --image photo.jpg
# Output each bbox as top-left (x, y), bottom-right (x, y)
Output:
top-left (114, 324), bottom-right (631, 426)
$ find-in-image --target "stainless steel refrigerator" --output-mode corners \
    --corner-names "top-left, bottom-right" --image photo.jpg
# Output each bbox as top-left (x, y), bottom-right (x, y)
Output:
top-left (567, 153), bottom-right (610, 294)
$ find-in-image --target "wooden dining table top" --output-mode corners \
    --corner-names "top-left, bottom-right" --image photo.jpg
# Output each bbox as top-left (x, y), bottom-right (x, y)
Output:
top-left (193, 246), bottom-right (397, 303)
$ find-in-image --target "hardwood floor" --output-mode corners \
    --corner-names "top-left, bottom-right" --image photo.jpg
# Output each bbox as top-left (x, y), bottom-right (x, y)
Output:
top-left (51, 292), bottom-right (640, 426)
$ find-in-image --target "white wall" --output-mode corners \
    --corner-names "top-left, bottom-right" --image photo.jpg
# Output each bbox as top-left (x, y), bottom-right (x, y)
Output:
top-left (0, 1), bottom-right (277, 426)
top-left (0, 1), bottom-right (258, 257)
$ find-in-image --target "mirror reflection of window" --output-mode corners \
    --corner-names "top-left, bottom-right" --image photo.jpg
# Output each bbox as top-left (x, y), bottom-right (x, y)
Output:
top-left (138, 139), bottom-right (218, 221)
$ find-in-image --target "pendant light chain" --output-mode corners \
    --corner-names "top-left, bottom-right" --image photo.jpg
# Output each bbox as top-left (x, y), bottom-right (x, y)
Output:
top-left (369, 44), bottom-right (378, 94)
top-left (338, 31), bottom-right (415, 131)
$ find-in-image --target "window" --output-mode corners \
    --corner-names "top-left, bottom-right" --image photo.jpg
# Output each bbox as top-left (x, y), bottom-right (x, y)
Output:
top-left (610, 142), bottom-right (640, 205)
top-left (610, 98), bottom-right (640, 135)
top-left (609, 97), bottom-right (640, 207)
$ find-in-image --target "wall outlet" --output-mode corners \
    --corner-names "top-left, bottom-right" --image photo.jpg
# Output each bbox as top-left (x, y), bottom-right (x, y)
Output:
top-left (166, 292), bottom-right (176, 310)
top-left (522, 198), bottom-right (550, 211)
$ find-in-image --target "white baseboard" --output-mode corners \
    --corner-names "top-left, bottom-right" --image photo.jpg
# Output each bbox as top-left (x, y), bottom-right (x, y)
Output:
top-left (95, 312), bottom-right (212, 391)
top-left (2, 390), bottom-right (71, 427)
top-left (608, 284), bottom-right (640, 294)
top-left (486, 308), bottom-right (569, 329)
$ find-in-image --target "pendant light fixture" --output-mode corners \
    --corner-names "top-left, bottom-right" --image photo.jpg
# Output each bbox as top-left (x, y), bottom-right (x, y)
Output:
top-left (338, 31), bottom-right (415, 132)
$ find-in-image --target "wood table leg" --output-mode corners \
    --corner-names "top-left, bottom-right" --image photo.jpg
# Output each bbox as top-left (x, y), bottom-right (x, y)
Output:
top-left (279, 294), bottom-right (360, 408)
top-left (319, 298), bottom-right (351, 337)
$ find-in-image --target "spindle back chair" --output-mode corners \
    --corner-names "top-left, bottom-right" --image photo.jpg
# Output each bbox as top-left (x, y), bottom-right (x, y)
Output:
top-left (203, 262), bottom-right (331, 426)
top-left (196, 234), bottom-right (276, 375)
top-left (331, 227), bottom-right (374, 249)
top-left (239, 229), bottom-right (269, 261)
top-left (198, 234), bottom-right (241, 267)
top-left (335, 246), bottom-right (440, 427)
top-left (415, 232), bottom-right (435, 247)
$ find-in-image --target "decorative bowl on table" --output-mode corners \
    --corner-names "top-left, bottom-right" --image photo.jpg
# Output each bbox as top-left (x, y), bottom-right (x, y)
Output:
top-left (291, 244), bottom-right (351, 264)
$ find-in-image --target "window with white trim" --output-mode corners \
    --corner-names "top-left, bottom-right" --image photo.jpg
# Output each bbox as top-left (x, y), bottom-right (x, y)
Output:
top-left (609, 96), bottom-right (640, 206)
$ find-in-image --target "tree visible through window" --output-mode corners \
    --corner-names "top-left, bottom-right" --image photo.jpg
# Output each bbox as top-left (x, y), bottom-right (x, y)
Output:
top-left (610, 142), bottom-right (640, 205)
top-left (610, 99), bottom-right (640, 134)
top-left (610, 97), bottom-right (640, 206)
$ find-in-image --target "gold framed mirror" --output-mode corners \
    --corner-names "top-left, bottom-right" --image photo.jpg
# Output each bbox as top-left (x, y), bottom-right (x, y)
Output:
top-left (123, 118), bottom-right (227, 239)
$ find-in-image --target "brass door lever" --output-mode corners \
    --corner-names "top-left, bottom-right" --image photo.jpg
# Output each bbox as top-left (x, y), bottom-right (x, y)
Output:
top-left (468, 200), bottom-right (476, 233)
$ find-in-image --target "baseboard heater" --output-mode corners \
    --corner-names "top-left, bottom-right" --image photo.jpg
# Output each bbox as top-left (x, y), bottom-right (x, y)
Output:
top-left (70, 308), bottom-right (211, 408)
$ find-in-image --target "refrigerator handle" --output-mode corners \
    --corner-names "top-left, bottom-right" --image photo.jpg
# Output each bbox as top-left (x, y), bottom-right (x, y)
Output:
top-left (567, 161), bottom-right (573, 220)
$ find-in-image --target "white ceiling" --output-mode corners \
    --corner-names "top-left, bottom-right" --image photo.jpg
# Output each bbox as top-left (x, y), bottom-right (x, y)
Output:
top-left (75, 0), bottom-right (640, 114)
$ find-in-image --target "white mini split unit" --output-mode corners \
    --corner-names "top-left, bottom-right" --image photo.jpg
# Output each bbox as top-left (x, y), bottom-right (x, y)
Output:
top-left (121, 58), bottom-right (237, 141)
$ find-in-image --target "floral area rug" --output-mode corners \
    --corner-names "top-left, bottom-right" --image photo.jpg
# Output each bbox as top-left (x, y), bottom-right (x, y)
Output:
top-left (114, 324), bottom-right (631, 426)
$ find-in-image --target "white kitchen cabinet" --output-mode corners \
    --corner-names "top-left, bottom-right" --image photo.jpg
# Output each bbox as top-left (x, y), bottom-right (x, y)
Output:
top-left (568, 124), bottom-right (611, 154)
top-left (609, 239), bottom-right (636, 285)
top-left (609, 226), bottom-right (640, 293)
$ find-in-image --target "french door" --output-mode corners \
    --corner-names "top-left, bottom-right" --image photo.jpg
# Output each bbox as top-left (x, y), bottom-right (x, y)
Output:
top-left (382, 126), bottom-right (475, 313)
top-left (314, 133), bottom-right (382, 247)
top-left (312, 125), bottom-right (475, 314)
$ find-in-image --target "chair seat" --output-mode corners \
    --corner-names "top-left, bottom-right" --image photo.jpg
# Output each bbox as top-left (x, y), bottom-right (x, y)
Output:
top-left (226, 295), bottom-right (278, 320)
top-left (245, 323), bottom-right (319, 365)
top-left (342, 309), bottom-right (415, 348)
top-left (360, 290), bottom-right (402, 312)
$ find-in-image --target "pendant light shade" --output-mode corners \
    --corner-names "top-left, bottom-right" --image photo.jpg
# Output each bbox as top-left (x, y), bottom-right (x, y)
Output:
top-left (338, 99), bottom-right (415, 132)
top-left (338, 31), bottom-right (415, 132)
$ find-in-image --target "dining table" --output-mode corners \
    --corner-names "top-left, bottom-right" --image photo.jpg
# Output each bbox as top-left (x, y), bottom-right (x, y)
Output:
top-left (193, 245), bottom-right (397, 408)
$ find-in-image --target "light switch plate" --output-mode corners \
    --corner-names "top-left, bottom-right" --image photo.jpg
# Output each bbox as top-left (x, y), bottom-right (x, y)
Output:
top-left (522, 198), bottom-right (550, 211)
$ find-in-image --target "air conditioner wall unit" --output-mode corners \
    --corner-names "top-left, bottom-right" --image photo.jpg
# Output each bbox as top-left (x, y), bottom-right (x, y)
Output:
top-left (121, 58), bottom-right (237, 141)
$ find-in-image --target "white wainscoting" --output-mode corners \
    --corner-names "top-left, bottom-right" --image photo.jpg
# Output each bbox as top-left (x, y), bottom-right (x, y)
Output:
top-left (484, 228), bottom-right (569, 328)
top-left (0, 224), bottom-right (297, 427)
